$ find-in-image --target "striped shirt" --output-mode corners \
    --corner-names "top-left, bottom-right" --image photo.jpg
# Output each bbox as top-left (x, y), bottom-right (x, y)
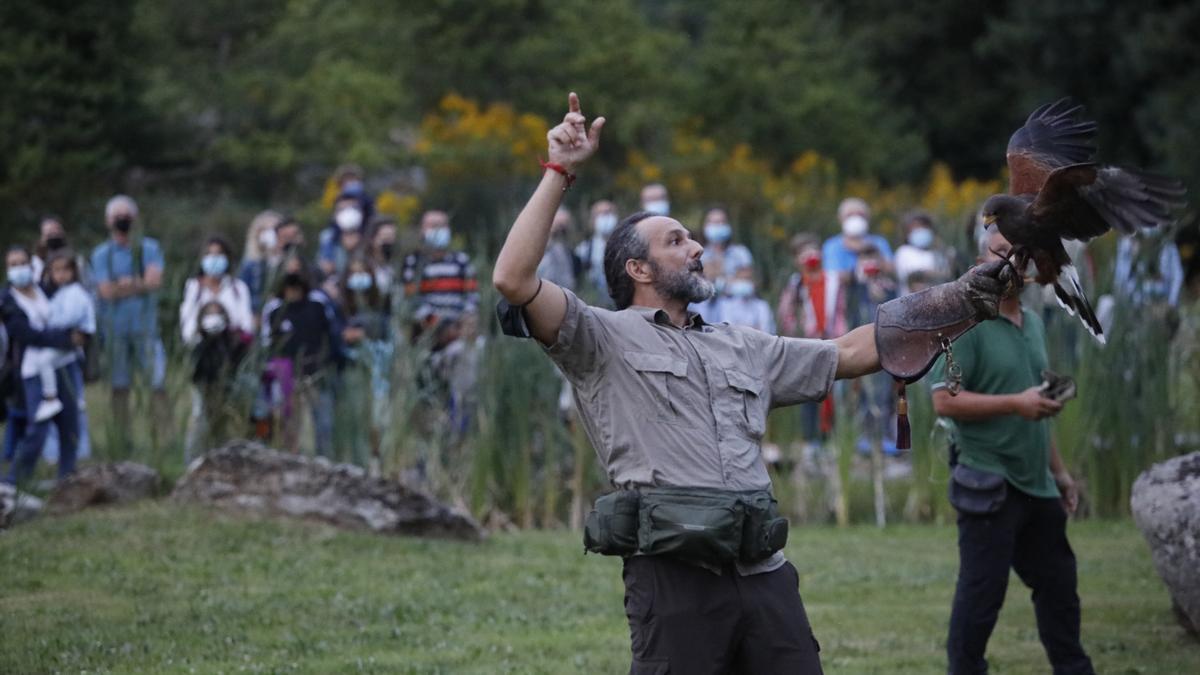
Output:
top-left (401, 250), bottom-right (479, 318)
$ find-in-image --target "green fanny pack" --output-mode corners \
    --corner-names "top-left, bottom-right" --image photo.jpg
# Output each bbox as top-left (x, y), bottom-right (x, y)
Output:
top-left (583, 487), bottom-right (789, 566)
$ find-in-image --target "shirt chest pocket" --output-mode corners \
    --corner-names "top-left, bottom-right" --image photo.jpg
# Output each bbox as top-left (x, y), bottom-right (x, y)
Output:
top-left (622, 350), bottom-right (688, 424)
top-left (723, 368), bottom-right (767, 438)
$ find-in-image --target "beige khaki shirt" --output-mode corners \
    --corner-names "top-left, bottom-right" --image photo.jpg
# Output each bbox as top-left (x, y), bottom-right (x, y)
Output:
top-left (545, 288), bottom-right (839, 574)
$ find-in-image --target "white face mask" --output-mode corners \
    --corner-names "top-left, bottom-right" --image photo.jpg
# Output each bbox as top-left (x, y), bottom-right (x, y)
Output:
top-left (258, 228), bottom-right (278, 251)
top-left (200, 313), bottom-right (227, 334)
top-left (842, 214), bottom-right (869, 237)
top-left (335, 207), bottom-right (363, 232)
top-left (594, 213), bottom-right (618, 236)
top-left (643, 199), bottom-right (670, 216)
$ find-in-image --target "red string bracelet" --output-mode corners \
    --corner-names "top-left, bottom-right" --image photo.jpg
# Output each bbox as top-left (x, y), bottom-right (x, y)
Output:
top-left (540, 159), bottom-right (576, 189)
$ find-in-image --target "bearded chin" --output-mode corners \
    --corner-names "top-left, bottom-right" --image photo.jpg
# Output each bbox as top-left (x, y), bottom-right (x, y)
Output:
top-left (650, 261), bottom-right (715, 304)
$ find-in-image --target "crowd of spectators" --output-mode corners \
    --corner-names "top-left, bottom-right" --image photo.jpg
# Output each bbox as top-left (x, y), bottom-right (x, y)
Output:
top-left (1, 173), bottom-right (1186, 486)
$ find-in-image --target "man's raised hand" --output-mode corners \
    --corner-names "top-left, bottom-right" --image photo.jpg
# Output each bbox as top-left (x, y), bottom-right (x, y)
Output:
top-left (547, 92), bottom-right (605, 172)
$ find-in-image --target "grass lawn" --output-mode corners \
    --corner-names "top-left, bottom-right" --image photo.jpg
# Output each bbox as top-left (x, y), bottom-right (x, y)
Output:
top-left (0, 503), bottom-right (1194, 674)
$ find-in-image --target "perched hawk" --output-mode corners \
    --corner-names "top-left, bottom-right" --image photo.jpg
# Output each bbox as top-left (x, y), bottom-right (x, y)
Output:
top-left (980, 99), bottom-right (1186, 343)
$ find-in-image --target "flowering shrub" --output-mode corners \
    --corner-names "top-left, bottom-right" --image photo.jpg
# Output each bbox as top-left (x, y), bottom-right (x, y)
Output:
top-left (414, 94), bottom-right (548, 182)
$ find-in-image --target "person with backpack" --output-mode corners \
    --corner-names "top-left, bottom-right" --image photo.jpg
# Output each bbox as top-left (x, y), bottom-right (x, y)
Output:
top-left (90, 195), bottom-right (166, 431)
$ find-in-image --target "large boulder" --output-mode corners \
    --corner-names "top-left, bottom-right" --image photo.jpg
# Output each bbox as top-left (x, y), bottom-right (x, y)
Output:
top-left (0, 483), bottom-right (43, 529)
top-left (47, 462), bottom-right (161, 514)
top-left (172, 441), bottom-right (485, 541)
top-left (1130, 451), bottom-right (1200, 635)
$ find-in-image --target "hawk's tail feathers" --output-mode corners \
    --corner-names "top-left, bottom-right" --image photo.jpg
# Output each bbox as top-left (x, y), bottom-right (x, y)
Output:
top-left (1053, 264), bottom-right (1106, 345)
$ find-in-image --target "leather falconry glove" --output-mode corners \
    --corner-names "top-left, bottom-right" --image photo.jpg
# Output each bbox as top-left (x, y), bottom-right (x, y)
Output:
top-left (875, 259), bottom-right (1017, 383)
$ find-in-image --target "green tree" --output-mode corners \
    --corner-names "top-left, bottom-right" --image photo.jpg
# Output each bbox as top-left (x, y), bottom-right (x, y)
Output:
top-left (0, 0), bottom-right (150, 236)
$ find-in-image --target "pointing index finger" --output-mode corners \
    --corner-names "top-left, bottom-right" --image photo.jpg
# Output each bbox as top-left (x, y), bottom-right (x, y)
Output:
top-left (568, 92), bottom-right (581, 115)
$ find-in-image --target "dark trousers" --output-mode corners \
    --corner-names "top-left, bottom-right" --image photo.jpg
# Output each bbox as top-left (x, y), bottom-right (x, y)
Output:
top-left (6, 364), bottom-right (81, 485)
top-left (623, 556), bottom-right (823, 674)
top-left (947, 487), bottom-right (1095, 675)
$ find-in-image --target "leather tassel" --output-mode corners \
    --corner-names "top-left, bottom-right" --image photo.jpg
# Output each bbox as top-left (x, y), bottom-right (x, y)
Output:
top-left (895, 378), bottom-right (911, 450)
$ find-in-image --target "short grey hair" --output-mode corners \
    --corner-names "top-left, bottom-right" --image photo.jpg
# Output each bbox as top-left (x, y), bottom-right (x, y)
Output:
top-left (105, 194), bottom-right (139, 221)
top-left (837, 197), bottom-right (870, 222)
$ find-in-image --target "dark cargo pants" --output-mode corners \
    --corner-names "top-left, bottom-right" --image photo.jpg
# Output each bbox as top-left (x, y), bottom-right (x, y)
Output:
top-left (622, 555), bottom-right (823, 674)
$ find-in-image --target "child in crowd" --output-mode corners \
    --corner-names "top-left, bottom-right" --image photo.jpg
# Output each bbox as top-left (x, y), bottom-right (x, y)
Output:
top-left (24, 251), bottom-right (95, 421)
top-left (185, 301), bottom-right (251, 457)
top-left (337, 256), bottom-right (394, 468)
top-left (710, 266), bottom-right (775, 333)
top-left (262, 266), bottom-right (342, 455)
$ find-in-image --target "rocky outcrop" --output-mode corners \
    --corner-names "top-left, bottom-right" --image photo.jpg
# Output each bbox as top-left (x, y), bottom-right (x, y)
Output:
top-left (1131, 451), bottom-right (1200, 635)
top-left (0, 483), bottom-right (43, 529)
top-left (47, 462), bottom-right (161, 514)
top-left (172, 441), bottom-right (485, 541)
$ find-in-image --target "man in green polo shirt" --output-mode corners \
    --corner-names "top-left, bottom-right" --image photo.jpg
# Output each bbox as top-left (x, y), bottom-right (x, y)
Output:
top-left (930, 227), bottom-right (1094, 675)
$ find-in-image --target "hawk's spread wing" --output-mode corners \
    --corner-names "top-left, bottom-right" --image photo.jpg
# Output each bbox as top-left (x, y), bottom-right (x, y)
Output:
top-left (1007, 99), bottom-right (1097, 196)
top-left (1031, 163), bottom-right (1187, 241)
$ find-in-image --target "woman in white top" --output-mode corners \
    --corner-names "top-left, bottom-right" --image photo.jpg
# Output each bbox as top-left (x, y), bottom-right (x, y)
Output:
top-left (894, 210), bottom-right (950, 295)
top-left (179, 237), bottom-right (253, 346)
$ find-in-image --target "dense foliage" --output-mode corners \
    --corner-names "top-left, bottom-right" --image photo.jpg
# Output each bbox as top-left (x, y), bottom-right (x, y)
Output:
top-left (2, 0), bottom-right (1197, 237)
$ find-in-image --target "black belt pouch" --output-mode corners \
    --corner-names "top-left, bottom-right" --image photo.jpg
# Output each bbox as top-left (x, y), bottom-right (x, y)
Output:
top-left (948, 463), bottom-right (1008, 515)
top-left (583, 490), bottom-right (640, 555)
top-left (740, 492), bottom-right (789, 563)
top-left (638, 488), bottom-right (744, 566)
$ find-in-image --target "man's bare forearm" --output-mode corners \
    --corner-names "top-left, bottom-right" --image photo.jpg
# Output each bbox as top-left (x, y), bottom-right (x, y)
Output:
top-left (834, 324), bottom-right (881, 379)
top-left (493, 170), bottom-right (569, 303)
top-left (932, 389), bottom-right (1015, 420)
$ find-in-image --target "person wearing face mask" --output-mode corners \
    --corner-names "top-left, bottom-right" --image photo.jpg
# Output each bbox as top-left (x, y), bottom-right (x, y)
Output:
top-left (640, 182), bottom-right (671, 217)
top-left (32, 216), bottom-right (92, 290)
top-left (184, 301), bottom-right (250, 458)
top-left (401, 209), bottom-right (479, 343)
top-left (179, 237), bottom-right (253, 347)
top-left (90, 194), bottom-right (166, 431)
top-left (2, 245), bottom-right (88, 485)
top-left (318, 193), bottom-right (367, 278)
top-left (334, 163), bottom-right (376, 223)
top-left (845, 245), bottom-right (900, 455)
top-left (237, 210), bottom-right (286, 317)
top-left (777, 235), bottom-right (847, 449)
top-left (575, 200), bottom-right (618, 299)
top-left (261, 265), bottom-right (342, 456)
top-left (366, 217), bottom-right (402, 313)
top-left (337, 256), bottom-right (393, 469)
top-left (698, 207), bottom-right (754, 295)
top-left (709, 266), bottom-right (775, 333)
top-left (894, 210), bottom-right (950, 295)
top-left (18, 251), bottom-right (96, 428)
top-left (821, 198), bottom-right (894, 281)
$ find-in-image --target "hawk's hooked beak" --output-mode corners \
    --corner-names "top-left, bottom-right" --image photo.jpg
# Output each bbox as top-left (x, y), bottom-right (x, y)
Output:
top-left (983, 214), bottom-right (997, 226)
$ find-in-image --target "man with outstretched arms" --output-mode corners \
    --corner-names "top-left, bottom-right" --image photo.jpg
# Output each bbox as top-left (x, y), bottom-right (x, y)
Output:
top-left (493, 93), bottom-right (1011, 674)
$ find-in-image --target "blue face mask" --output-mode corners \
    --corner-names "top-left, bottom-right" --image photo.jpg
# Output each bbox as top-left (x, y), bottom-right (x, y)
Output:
top-left (594, 213), bottom-right (618, 236)
top-left (201, 254), bottom-right (228, 277)
top-left (704, 222), bottom-right (732, 244)
top-left (728, 279), bottom-right (755, 298)
top-left (908, 227), bottom-right (935, 249)
top-left (643, 200), bottom-right (670, 216)
top-left (347, 271), bottom-right (373, 291)
top-left (424, 227), bottom-right (451, 249)
top-left (7, 264), bottom-right (33, 288)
